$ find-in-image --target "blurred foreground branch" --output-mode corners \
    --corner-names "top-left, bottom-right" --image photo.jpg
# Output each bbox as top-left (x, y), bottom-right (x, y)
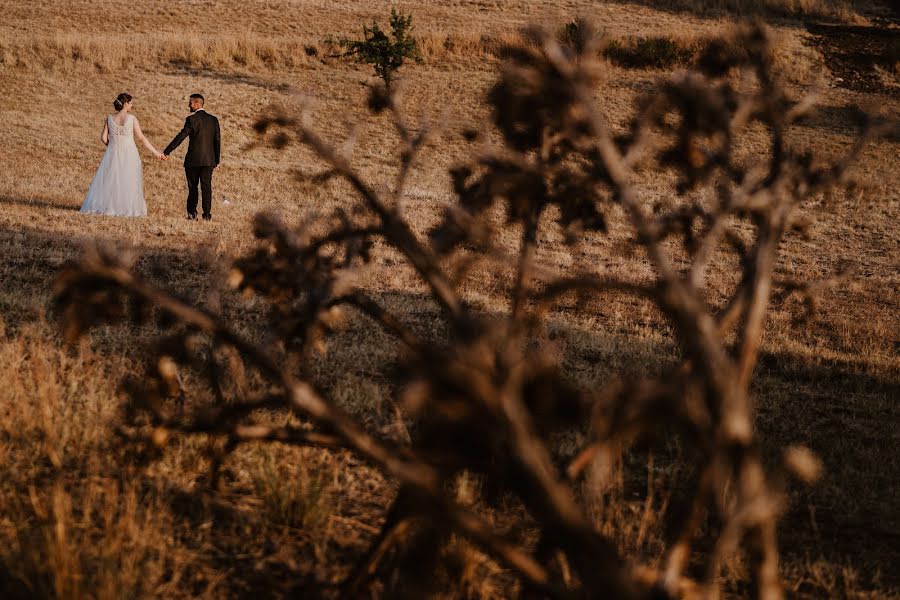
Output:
top-left (55, 21), bottom-right (885, 599)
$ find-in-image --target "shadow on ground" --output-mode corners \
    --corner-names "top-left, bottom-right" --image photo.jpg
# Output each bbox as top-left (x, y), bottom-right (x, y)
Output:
top-left (754, 350), bottom-right (900, 589)
top-left (0, 194), bottom-right (80, 212)
top-left (0, 222), bottom-right (897, 596)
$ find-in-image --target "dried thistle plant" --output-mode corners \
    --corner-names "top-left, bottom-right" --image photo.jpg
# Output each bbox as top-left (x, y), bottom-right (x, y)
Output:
top-left (53, 22), bottom-right (888, 599)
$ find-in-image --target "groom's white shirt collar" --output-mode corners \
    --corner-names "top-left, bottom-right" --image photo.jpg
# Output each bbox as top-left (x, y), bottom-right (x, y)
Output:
top-left (193, 108), bottom-right (206, 113)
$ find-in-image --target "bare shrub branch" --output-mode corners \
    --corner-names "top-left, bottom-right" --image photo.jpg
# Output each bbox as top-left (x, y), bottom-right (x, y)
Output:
top-left (54, 20), bottom-right (886, 599)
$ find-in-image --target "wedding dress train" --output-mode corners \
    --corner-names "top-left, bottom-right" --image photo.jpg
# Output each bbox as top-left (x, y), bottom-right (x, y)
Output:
top-left (80, 114), bottom-right (147, 217)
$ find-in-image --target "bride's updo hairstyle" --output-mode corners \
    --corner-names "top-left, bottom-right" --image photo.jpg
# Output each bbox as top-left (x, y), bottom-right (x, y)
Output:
top-left (113, 92), bottom-right (133, 111)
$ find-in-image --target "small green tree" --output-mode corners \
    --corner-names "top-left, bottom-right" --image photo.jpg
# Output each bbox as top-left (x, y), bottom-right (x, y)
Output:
top-left (343, 9), bottom-right (422, 88)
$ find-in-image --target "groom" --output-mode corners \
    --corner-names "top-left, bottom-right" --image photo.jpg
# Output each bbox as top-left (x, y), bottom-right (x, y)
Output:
top-left (163, 94), bottom-right (221, 220)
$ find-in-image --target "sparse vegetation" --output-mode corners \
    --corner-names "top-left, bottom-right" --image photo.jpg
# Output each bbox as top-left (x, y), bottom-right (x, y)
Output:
top-left (51, 21), bottom-right (894, 599)
top-left (252, 448), bottom-right (330, 530)
top-left (341, 9), bottom-right (423, 88)
top-left (602, 35), bottom-right (700, 69)
top-left (0, 33), bottom-right (321, 73)
top-left (0, 1), bottom-right (898, 598)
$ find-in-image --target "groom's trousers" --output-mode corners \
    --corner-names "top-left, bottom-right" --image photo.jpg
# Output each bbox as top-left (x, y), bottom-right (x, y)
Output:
top-left (185, 166), bottom-right (214, 218)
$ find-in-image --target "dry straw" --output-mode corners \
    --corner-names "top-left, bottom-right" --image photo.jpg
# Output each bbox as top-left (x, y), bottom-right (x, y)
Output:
top-left (53, 21), bottom-right (889, 599)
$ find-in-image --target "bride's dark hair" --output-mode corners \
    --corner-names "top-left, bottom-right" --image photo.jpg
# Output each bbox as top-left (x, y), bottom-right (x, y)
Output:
top-left (113, 92), bottom-right (133, 111)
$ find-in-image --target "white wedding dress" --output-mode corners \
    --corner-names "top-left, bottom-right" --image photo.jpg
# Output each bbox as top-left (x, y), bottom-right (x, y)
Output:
top-left (80, 114), bottom-right (147, 217)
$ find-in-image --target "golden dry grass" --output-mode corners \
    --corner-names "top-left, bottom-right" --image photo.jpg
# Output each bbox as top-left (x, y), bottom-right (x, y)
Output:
top-left (0, 0), bottom-right (898, 598)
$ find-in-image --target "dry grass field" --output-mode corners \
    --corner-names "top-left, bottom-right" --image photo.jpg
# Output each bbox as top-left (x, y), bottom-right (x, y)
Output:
top-left (0, 0), bottom-right (898, 598)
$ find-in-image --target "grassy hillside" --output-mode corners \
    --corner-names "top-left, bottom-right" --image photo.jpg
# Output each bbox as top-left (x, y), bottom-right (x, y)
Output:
top-left (0, 1), bottom-right (897, 598)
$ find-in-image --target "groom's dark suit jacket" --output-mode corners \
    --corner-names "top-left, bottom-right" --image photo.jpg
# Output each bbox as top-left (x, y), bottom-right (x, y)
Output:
top-left (164, 110), bottom-right (221, 167)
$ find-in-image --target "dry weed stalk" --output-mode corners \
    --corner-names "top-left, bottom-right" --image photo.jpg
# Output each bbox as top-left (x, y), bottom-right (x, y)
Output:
top-left (53, 23), bottom-right (883, 599)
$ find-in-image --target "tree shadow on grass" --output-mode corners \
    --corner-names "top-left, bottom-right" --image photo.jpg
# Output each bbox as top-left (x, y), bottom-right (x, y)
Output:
top-left (0, 222), bottom-right (216, 334)
top-left (0, 194), bottom-right (81, 212)
top-left (754, 350), bottom-right (900, 589)
top-left (161, 483), bottom-right (346, 597)
top-left (166, 65), bottom-right (296, 93)
top-left (793, 102), bottom-right (900, 141)
top-left (602, 0), bottom-right (816, 27)
top-left (1, 222), bottom-right (898, 595)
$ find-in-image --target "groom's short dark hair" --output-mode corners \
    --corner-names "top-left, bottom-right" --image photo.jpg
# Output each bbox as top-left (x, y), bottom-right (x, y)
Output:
top-left (189, 93), bottom-right (205, 105)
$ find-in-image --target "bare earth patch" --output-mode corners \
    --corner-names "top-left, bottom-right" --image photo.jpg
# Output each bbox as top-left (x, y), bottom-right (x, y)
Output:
top-left (806, 21), bottom-right (900, 94)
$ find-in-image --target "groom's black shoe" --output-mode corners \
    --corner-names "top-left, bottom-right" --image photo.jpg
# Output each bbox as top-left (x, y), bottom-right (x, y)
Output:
top-left (202, 214), bottom-right (212, 221)
top-left (187, 213), bottom-right (198, 220)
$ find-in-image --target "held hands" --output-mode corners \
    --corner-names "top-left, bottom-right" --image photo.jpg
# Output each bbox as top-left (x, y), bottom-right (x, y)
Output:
top-left (156, 152), bottom-right (168, 161)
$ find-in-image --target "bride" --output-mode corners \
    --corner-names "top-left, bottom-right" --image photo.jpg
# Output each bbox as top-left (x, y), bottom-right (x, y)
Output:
top-left (80, 92), bottom-right (165, 217)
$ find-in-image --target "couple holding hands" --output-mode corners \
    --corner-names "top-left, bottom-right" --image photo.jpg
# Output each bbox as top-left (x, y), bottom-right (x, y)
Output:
top-left (80, 92), bottom-right (221, 220)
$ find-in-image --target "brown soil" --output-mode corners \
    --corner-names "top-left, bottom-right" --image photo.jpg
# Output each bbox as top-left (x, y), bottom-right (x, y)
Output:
top-left (806, 21), bottom-right (900, 94)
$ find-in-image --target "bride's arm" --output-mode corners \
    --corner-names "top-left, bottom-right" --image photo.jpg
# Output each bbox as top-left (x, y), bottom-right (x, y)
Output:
top-left (100, 119), bottom-right (109, 146)
top-left (133, 117), bottom-right (164, 158)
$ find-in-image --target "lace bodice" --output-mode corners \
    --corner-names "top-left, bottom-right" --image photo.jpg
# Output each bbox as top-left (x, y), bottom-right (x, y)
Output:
top-left (108, 114), bottom-right (134, 142)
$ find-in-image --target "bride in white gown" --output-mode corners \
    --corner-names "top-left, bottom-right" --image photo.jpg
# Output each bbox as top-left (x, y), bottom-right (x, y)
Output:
top-left (80, 92), bottom-right (165, 217)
